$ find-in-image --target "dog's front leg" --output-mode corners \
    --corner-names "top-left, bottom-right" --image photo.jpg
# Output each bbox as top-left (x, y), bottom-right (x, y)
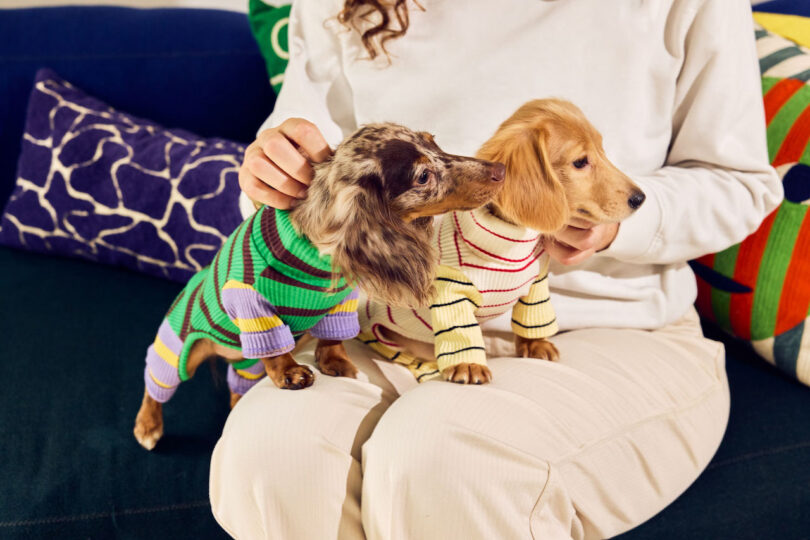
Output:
top-left (315, 340), bottom-right (359, 378)
top-left (515, 335), bottom-right (560, 361)
top-left (431, 265), bottom-right (491, 384)
top-left (261, 353), bottom-right (315, 390)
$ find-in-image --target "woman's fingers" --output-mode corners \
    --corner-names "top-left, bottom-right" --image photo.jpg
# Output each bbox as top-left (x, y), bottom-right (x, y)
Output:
top-left (546, 222), bottom-right (620, 266)
top-left (239, 118), bottom-right (333, 210)
top-left (545, 237), bottom-right (594, 266)
top-left (244, 146), bottom-right (307, 198)
top-left (238, 168), bottom-right (298, 210)
top-left (258, 129), bottom-right (315, 188)
top-left (553, 225), bottom-right (599, 251)
top-left (278, 118), bottom-right (332, 164)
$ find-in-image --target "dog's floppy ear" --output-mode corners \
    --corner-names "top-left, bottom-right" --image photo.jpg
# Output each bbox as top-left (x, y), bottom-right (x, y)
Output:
top-left (332, 174), bottom-right (436, 307)
top-left (295, 171), bottom-right (436, 308)
top-left (478, 125), bottom-right (569, 233)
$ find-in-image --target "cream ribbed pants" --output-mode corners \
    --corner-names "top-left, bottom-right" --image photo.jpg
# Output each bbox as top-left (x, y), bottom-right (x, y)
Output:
top-left (209, 308), bottom-right (729, 540)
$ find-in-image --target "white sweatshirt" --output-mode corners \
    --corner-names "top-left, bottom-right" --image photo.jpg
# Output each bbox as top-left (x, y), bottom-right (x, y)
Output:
top-left (258, 0), bottom-right (783, 331)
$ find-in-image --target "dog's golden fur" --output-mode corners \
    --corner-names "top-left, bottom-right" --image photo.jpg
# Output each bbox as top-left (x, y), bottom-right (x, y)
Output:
top-left (480, 98), bottom-right (644, 234)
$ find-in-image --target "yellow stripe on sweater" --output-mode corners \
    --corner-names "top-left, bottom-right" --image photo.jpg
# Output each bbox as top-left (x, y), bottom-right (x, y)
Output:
top-left (223, 279), bottom-right (256, 291)
top-left (154, 336), bottom-right (179, 368)
top-left (148, 368), bottom-right (175, 389)
top-left (328, 299), bottom-right (358, 314)
top-left (232, 316), bottom-right (283, 333)
top-left (236, 368), bottom-right (265, 380)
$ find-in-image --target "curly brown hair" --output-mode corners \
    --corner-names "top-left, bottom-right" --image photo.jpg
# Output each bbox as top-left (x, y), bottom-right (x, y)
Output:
top-left (338, 0), bottom-right (424, 60)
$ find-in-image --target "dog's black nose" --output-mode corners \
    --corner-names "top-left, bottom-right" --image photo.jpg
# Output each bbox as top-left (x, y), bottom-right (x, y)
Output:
top-left (628, 190), bottom-right (646, 210)
top-left (491, 163), bottom-right (506, 182)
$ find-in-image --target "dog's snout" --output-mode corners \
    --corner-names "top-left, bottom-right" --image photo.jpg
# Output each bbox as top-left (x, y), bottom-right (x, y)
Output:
top-left (628, 190), bottom-right (646, 210)
top-left (491, 163), bottom-right (506, 183)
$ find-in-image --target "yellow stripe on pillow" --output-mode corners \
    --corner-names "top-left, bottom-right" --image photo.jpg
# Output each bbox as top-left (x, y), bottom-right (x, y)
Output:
top-left (754, 12), bottom-right (810, 48)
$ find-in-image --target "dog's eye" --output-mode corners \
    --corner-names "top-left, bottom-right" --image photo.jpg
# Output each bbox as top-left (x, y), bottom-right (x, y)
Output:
top-left (572, 157), bottom-right (589, 169)
top-left (416, 170), bottom-right (432, 185)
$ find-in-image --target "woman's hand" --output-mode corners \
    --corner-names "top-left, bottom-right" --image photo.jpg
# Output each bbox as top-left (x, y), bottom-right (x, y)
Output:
top-left (545, 218), bottom-right (619, 266)
top-left (239, 118), bottom-right (332, 209)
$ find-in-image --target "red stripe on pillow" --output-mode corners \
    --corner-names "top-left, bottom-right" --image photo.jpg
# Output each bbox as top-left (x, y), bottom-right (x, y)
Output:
top-left (730, 210), bottom-right (778, 340)
top-left (764, 78), bottom-right (804, 125)
top-left (775, 211), bottom-right (810, 335)
top-left (773, 105), bottom-right (810, 166)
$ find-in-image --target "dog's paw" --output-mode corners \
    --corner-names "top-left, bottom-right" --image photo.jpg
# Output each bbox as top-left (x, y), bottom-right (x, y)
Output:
top-left (515, 336), bottom-right (560, 361)
top-left (274, 365), bottom-right (315, 390)
top-left (441, 363), bottom-right (492, 385)
top-left (318, 356), bottom-right (359, 378)
top-left (133, 415), bottom-right (163, 451)
top-left (315, 344), bottom-right (359, 379)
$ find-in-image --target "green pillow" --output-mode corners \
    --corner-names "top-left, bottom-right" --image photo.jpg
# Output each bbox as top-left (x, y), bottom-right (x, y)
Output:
top-left (248, 0), bottom-right (292, 94)
top-left (693, 22), bottom-right (810, 387)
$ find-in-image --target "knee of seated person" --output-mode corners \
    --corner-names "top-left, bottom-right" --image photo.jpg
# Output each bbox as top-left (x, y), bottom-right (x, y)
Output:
top-left (363, 382), bottom-right (502, 487)
top-left (212, 379), bottom-right (353, 485)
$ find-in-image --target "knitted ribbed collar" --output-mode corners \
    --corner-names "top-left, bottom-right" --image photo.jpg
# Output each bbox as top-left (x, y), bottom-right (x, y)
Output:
top-left (451, 207), bottom-right (541, 265)
top-left (251, 207), bottom-right (338, 279)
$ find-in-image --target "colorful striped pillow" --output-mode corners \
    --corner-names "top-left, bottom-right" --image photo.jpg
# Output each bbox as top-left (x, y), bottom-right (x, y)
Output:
top-left (692, 23), bottom-right (810, 386)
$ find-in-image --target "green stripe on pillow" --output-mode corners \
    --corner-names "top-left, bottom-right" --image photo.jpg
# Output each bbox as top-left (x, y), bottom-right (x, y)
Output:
top-left (762, 76), bottom-right (782, 95)
top-left (767, 85), bottom-right (810, 161)
top-left (710, 244), bottom-right (739, 332)
top-left (751, 204), bottom-right (807, 340)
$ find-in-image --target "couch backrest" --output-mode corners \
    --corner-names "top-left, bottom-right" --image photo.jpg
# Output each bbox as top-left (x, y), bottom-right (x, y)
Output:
top-left (0, 6), bottom-right (276, 205)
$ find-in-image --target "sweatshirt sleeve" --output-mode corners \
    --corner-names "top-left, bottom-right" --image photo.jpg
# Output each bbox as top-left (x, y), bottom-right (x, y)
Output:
top-left (602, 0), bottom-right (783, 265)
top-left (256, 0), bottom-right (356, 148)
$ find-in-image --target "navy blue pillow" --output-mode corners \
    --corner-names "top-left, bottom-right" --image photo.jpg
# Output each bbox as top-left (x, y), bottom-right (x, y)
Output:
top-left (0, 69), bottom-right (246, 283)
top-left (0, 7), bottom-right (275, 207)
top-left (755, 1), bottom-right (810, 18)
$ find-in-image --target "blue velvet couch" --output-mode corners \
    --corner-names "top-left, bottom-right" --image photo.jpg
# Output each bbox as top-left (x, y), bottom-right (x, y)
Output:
top-left (0, 6), bottom-right (808, 539)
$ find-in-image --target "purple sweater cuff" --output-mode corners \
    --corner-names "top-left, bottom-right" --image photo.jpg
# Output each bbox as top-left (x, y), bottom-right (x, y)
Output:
top-left (309, 313), bottom-right (360, 341)
top-left (241, 325), bottom-right (295, 358)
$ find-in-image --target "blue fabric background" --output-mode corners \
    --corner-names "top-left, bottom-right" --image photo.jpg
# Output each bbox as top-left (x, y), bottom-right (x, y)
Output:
top-left (0, 7), bottom-right (276, 206)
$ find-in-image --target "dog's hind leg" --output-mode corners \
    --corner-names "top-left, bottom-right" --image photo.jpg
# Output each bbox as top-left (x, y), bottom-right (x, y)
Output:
top-left (134, 390), bottom-right (163, 450)
top-left (134, 339), bottom-right (217, 450)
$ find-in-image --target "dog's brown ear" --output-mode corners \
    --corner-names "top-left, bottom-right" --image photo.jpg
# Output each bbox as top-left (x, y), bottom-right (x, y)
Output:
top-left (327, 175), bottom-right (437, 308)
top-left (478, 126), bottom-right (569, 233)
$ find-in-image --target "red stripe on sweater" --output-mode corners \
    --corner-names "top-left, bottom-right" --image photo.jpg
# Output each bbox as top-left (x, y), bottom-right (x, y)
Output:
top-left (481, 297), bottom-right (522, 309)
top-left (371, 324), bottom-right (400, 347)
top-left (437, 220), bottom-right (444, 261)
top-left (468, 211), bottom-right (539, 243)
top-left (454, 213), bottom-right (536, 263)
top-left (479, 274), bottom-right (537, 294)
top-left (412, 309), bottom-right (432, 330)
top-left (462, 252), bottom-right (541, 273)
top-left (764, 78), bottom-right (804, 125)
top-left (453, 230), bottom-right (463, 266)
top-left (773, 104), bottom-right (810, 166)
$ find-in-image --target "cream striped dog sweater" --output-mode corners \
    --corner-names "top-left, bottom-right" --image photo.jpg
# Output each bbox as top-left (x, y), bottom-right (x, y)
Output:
top-left (360, 206), bottom-right (557, 381)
